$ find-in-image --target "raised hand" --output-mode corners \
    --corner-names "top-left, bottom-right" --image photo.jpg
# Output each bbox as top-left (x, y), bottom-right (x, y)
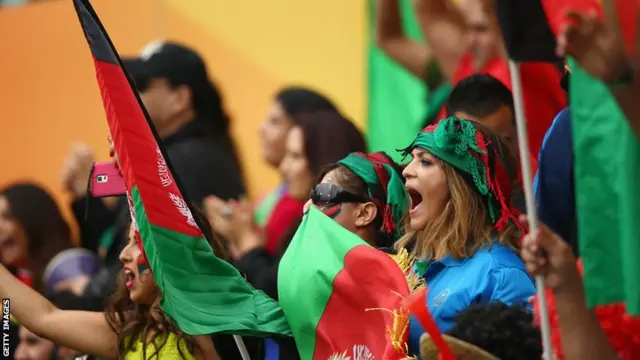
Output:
top-left (519, 215), bottom-right (581, 294)
top-left (60, 143), bottom-right (95, 198)
top-left (557, 9), bottom-right (631, 83)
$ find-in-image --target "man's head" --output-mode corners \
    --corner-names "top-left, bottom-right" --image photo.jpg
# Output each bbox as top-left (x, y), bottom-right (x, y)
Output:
top-left (124, 41), bottom-right (226, 138)
top-left (446, 302), bottom-right (542, 360)
top-left (459, 0), bottom-right (503, 68)
top-left (445, 74), bottom-right (516, 154)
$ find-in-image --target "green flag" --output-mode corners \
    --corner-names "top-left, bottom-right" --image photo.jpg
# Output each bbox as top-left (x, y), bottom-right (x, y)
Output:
top-left (278, 206), bottom-right (411, 359)
top-left (570, 58), bottom-right (640, 315)
top-left (367, 0), bottom-right (426, 162)
top-left (73, 0), bottom-right (291, 336)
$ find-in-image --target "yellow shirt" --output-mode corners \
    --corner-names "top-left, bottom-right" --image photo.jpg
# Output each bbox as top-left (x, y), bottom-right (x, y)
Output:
top-left (125, 333), bottom-right (194, 360)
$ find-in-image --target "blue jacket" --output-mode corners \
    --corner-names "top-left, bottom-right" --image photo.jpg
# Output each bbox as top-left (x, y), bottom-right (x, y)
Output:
top-left (533, 108), bottom-right (577, 251)
top-left (407, 243), bottom-right (535, 357)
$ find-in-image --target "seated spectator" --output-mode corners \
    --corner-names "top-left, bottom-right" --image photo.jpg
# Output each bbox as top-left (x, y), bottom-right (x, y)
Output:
top-left (254, 86), bottom-right (339, 254)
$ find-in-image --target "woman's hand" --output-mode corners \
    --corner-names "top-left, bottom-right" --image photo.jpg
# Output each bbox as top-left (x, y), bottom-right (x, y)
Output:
top-left (204, 196), bottom-right (263, 259)
top-left (107, 136), bottom-right (121, 173)
top-left (519, 215), bottom-right (581, 294)
top-left (54, 275), bottom-right (91, 296)
top-left (60, 143), bottom-right (94, 198)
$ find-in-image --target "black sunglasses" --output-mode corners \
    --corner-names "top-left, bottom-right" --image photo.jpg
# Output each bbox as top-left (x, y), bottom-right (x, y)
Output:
top-left (310, 183), bottom-right (370, 205)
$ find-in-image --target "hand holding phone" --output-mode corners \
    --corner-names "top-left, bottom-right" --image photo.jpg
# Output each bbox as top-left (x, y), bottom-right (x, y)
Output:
top-left (90, 161), bottom-right (126, 198)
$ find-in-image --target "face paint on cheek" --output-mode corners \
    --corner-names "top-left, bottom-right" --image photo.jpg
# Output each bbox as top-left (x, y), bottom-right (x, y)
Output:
top-left (136, 255), bottom-right (149, 275)
top-left (321, 204), bottom-right (342, 219)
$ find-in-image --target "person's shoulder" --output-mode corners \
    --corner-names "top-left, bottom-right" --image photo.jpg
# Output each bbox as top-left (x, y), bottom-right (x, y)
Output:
top-left (468, 243), bottom-right (526, 272)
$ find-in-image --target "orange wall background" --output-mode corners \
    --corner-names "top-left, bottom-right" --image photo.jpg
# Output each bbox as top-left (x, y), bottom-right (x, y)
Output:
top-left (0, 0), bottom-right (366, 229)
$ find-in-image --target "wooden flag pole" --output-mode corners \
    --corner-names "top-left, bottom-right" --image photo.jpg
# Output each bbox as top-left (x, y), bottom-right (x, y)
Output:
top-left (507, 60), bottom-right (553, 360)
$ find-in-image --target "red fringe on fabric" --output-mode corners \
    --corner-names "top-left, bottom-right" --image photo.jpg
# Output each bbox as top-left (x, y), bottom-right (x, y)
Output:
top-left (475, 134), bottom-right (525, 237)
top-left (533, 261), bottom-right (640, 359)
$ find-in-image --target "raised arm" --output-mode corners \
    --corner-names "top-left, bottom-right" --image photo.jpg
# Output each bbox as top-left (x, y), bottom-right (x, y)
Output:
top-left (0, 264), bottom-right (116, 358)
top-left (413, 0), bottom-right (467, 81)
top-left (521, 218), bottom-right (619, 360)
top-left (375, 0), bottom-right (432, 79)
top-left (559, 2), bottom-right (640, 138)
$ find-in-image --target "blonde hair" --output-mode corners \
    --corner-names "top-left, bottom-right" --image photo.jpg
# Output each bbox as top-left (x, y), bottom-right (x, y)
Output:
top-left (394, 158), bottom-right (518, 260)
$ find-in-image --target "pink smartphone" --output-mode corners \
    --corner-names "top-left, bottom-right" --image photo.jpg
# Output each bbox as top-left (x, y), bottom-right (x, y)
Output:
top-left (90, 161), bottom-right (126, 198)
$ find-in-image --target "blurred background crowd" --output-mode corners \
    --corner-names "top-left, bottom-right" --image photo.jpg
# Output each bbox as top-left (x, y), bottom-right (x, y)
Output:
top-left (0, 0), bottom-right (639, 359)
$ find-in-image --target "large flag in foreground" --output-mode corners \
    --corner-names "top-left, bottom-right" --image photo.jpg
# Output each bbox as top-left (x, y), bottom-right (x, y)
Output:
top-left (569, 58), bottom-right (640, 315)
top-left (278, 207), bottom-right (411, 359)
top-left (72, 0), bottom-right (292, 336)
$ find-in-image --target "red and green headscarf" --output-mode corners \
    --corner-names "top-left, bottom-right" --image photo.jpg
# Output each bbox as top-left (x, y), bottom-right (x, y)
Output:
top-left (402, 117), bottom-right (522, 233)
top-left (337, 152), bottom-right (409, 241)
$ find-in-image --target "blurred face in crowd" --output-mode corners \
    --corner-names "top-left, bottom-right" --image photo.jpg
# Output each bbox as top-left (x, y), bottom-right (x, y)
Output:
top-left (0, 196), bottom-right (28, 266)
top-left (119, 226), bottom-right (159, 304)
top-left (280, 126), bottom-right (314, 200)
top-left (138, 78), bottom-right (191, 138)
top-left (15, 327), bottom-right (55, 360)
top-left (260, 101), bottom-right (294, 168)
top-left (455, 106), bottom-right (517, 157)
top-left (460, 0), bottom-right (501, 68)
top-left (402, 149), bottom-right (449, 231)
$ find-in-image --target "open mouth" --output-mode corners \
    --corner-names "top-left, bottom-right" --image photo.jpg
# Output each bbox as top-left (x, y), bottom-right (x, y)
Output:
top-left (124, 269), bottom-right (136, 289)
top-left (407, 188), bottom-right (423, 212)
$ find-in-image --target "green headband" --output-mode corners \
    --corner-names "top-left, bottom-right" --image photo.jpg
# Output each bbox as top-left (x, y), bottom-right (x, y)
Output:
top-left (402, 117), bottom-right (520, 232)
top-left (407, 117), bottom-right (490, 196)
top-left (337, 152), bottom-right (409, 241)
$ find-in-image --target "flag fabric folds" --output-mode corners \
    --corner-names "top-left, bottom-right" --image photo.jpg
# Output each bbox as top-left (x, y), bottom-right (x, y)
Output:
top-left (569, 58), bottom-right (640, 315)
top-left (278, 206), bottom-right (411, 359)
top-left (367, 0), bottom-right (426, 162)
top-left (72, 0), bottom-right (292, 336)
top-left (495, 0), bottom-right (559, 62)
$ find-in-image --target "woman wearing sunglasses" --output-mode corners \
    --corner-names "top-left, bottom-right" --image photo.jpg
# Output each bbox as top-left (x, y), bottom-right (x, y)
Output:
top-left (207, 110), bottom-right (366, 301)
top-left (397, 117), bottom-right (535, 357)
top-left (307, 151), bottom-right (409, 248)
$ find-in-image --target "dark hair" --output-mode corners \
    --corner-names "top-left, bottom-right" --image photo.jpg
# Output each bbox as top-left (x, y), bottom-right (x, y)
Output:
top-left (275, 87), bottom-right (338, 117)
top-left (445, 74), bottom-right (515, 123)
top-left (293, 111), bottom-right (367, 176)
top-left (275, 112), bottom-right (367, 253)
top-left (446, 302), bottom-right (542, 360)
top-left (190, 79), bottom-right (245, 185)
top-left (319, 153), bottom-right (404, 248)
top-left (1, 183), bottom-right (72, 293)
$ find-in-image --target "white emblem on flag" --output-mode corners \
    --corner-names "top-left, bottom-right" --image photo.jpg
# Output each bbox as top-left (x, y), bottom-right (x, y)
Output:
top-left (126, 191), bottom-right (139, 232)
top-left (328, 345), bottom-right (374, 360)
top-left (156, 146), bottom-right (172, 187)
top-left (328, 351), bottom-right (350, 360)
top-left (169, 193), bottom-right (198, 229)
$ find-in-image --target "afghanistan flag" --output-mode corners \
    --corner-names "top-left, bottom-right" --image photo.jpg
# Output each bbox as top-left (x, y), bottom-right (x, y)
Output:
top-left (569, 60), bottom-right (640, 315)
top-left (278, 206), bottom-right (411, 359)
top-left (535, 0), bottom-right (640, 315)
top-left (72, 0), bottom-right (292, 336)
top-left (367, 0), bottom-right (426, 162)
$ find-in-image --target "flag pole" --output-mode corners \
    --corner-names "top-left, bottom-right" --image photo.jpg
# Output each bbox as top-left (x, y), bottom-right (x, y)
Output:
top-left (507, 60), bottom-right (553, 360)
top-left (233, 335), bottom-right (252, 360)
